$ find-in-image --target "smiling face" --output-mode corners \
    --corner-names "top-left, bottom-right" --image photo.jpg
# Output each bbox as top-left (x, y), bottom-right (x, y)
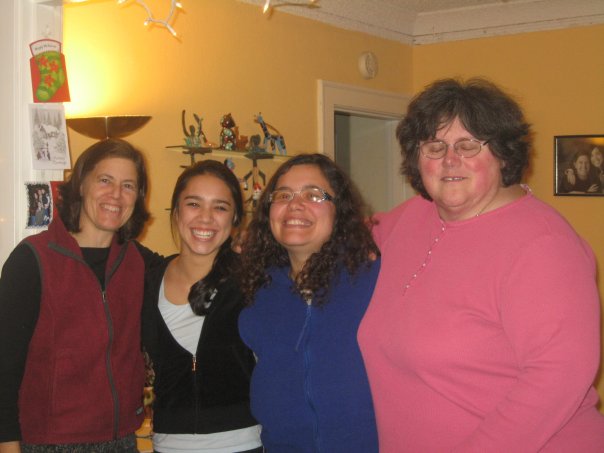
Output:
top-left (77, 157), bottom-right (138, 247)
top-left (418, 117), bottom-right (503, 221)
top-left (269, 164), bottom-right (336, 270)
top-left (574, 154), bottom-right (590, 180)
top-left (174, 174), bottom-right (236, 261)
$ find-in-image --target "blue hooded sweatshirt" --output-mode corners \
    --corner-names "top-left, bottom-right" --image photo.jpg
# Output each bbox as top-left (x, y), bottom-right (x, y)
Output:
top-left (238, 259), bottom-right (380, 453)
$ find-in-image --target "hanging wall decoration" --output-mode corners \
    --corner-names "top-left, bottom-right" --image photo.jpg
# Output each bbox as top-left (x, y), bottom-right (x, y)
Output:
top-left (29, 39), bottom-right (70, 103)
top-left (29, 103), bottom-right (71, 171)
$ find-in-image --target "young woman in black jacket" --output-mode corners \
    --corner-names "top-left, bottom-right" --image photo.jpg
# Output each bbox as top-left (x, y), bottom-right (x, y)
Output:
top-left (142, 160), bottom-right (260, 453)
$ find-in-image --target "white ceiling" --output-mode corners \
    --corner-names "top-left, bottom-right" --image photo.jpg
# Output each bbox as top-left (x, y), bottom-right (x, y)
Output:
top-left (239, 0), bottom-right (604, 45)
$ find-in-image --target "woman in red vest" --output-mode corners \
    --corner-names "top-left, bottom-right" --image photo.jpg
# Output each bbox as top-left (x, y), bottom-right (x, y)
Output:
top-left (0, 139), bottom-right (151, 452)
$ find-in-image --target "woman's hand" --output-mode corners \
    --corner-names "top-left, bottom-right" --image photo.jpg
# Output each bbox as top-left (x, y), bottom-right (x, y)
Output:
top-left (586, 183), bottom-right (600, 193)
top-left (0, 441), bottom-right (21, 453)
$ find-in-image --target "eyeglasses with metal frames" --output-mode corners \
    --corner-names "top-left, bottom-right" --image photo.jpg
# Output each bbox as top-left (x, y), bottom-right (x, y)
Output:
top-left (269, 187), bottom-right (334, 204)
top-left (418, 138), bottom-right (490, 160)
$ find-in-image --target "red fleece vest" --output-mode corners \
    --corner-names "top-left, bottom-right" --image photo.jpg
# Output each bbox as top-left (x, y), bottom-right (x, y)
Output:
top-left (19, 219), bottom-right (145, 444)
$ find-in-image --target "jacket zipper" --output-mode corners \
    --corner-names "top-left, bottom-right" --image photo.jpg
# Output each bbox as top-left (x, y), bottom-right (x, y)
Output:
top-left (101, 289), bottom-right (120, 439)
top-left (193, 353), bottom-right (199, 431)
top-left (300, 303), bottom-right (321, 452)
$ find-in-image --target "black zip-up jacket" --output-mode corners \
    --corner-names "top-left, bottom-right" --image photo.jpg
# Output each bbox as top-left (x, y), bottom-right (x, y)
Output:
top-left (141, 255), bottom-right (257, 434)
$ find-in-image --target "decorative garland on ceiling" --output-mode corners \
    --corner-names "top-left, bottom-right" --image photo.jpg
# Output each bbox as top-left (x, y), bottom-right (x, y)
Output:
top-left (117, 0), bottom-right (182, 37)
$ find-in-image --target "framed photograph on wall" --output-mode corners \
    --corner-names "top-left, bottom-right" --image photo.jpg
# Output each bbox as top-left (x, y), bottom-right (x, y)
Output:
top-left (554, 135), bottom-right (604, 196)
top-left (25, 182), bottom-right (52, 229)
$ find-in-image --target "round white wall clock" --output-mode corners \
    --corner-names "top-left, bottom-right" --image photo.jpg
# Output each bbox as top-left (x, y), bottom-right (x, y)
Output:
top-left (358, 51), bottom-right (378, 79)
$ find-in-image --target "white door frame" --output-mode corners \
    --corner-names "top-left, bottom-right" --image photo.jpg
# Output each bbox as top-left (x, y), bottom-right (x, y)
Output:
top-left (317, 80), bottom-right (413, 207)
top-left (317, 80), bottom-right (409, 157)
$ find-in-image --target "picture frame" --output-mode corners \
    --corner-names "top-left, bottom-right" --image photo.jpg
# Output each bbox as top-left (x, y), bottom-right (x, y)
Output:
top-left (554, 135), bottom-right (604, 196)
top-left (25, 182), bottom-right (53, 229)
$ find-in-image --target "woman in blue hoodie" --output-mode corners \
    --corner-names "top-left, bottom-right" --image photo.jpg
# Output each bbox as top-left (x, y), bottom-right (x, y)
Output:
top-left (238, 153), bottom-right (380, 453)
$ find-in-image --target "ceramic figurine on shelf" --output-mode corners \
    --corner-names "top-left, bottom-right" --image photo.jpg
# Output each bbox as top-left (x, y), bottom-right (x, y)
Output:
top-left (237, 135), bottom-right (249, 151)
top-left (247, 134), bottom-right (265, 154)
top-left (166, 110), bottom-right (213, 168)
top-left (219, 113), bottom-right (238, 150)
top-left (255, 113), bottom-right (286, 155)
top-left (181, 110), bottom-right (208, 148)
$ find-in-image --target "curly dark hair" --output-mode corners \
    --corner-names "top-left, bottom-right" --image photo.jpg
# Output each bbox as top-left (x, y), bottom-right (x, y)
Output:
top-left (397, 77), bottom-right (531, 200)
top-left (58, 138), bottom-right (150, 243)
top-left (239, 153), bottom-right (379, 306)
top-left (169, 159), bottom-right (244, 315)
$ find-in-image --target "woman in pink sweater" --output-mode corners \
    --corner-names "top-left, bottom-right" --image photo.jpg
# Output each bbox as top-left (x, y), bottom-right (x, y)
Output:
top-left (358, 78), bottom-right (604, 452)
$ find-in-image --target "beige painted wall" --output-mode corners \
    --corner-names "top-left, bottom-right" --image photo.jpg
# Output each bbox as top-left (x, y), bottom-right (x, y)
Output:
top-left (64, 2), bottom-right (603, 406)
top-left (412, 25), bottom-right (604, 404)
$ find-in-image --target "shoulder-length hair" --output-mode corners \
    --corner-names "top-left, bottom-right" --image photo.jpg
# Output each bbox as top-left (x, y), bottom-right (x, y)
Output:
top-left (170, 159), bottom-right (244, 315)
top-left (239, 153), bottom-right (379, 306)
top-left (397, 77), bottom-right (531, 200)
top-left (58, 138), bottom-right (150, 243)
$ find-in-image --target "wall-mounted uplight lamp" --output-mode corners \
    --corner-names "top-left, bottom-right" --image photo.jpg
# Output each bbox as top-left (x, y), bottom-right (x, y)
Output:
top-left (66, 115), bottom-right (151, 140)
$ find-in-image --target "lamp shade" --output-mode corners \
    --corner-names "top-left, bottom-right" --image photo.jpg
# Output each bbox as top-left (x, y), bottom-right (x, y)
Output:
top-left (66, 115), bottom-right (151, 140)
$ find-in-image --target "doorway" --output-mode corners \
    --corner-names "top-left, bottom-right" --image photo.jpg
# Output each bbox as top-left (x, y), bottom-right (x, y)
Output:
top-left (317, 80), bottom-right (414, 213)
top-left (335, 112), bottom-right (406, 212)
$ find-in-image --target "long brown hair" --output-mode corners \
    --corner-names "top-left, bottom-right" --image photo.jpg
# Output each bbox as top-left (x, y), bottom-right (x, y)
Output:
top-left (239, 153), bottom-right (379, 306)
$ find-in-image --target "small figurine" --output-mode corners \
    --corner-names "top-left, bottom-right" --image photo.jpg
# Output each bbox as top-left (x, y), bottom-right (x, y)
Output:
top-left (247, 134), bottom-right (265, 154)
top-left (181, 110), bottom-right (208, 148)
top-left (236, 135), bottom-right (249, 151)
top-left (255, 113), bottom-right (286, 155)
top-left (219, 113), bottom-right (238, 150)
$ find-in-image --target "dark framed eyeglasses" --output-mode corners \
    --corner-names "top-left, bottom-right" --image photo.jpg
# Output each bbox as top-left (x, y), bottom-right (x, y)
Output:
top-left (418, 138), bottom-right (489, 159)
top-left (269, 187), bottom-right (334, 204)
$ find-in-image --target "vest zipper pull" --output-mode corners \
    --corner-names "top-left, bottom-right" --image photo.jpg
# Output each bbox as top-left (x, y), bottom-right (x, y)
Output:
top-left (192, 355), bottom-right (196, 372)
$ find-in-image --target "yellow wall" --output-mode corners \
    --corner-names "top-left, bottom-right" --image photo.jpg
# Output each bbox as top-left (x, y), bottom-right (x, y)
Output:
top-left (412, 25), bottom-right (604, 404)
top-left (63, 0), bottom-right (411, 254)
top-left (64, 2), bottom-right (603, 405)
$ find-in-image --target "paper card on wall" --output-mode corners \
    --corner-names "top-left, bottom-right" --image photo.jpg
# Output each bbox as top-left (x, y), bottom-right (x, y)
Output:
top-left (29, 103), bottom-right (71, 170)
top-left (25, 181), bottom-right (52, 229)
top-left (50, 180), bottom-right (63, 222)
top-left (29, 39), bottom-right (71, 103)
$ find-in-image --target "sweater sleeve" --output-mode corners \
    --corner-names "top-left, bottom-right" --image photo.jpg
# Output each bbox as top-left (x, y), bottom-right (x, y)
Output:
top-left (0, 243), bottom-right (41, 442)
top-left (134, 241), bottom-right (164, 271)
top-left (453, 233), bottom-right (601, 452)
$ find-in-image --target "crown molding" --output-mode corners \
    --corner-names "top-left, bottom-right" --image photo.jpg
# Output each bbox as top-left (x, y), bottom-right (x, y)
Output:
top-left (238, 0), bottom-right (604, 45)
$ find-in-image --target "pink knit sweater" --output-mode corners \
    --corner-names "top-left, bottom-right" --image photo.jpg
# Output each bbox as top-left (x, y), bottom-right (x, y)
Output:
top-left (359, 194), bottom-right (604, 452)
